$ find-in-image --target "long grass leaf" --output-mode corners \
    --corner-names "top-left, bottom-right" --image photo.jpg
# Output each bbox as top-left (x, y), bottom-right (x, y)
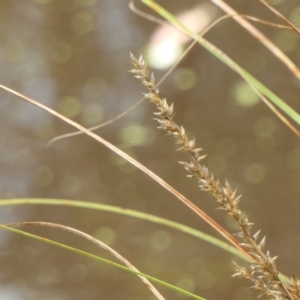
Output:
top-left (0, 198), bottom-right (246, 260)
top-left (0, 225), bottom-right (205, 300)
top-left (5, 221), bottom-right (165, 300)
top-left (0, 83), bottom-right (248, 258)
top-left (140, 0), bottom-right (300, 127)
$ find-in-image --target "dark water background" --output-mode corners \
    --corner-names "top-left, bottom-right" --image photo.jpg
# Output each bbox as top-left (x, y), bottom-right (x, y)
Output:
top-left (1, 0), bottom-right (300, 299)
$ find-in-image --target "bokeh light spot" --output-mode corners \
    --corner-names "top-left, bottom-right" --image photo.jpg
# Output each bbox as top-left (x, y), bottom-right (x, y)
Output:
top-left (149, 230), bottom-right (171, 251)
top-left (51, 41), bottom-right (73, 63)
top-left (71, 12), bottom-right (95, 35)
top-left (120, 124), bottom-right (154, 147)
top-left (272, 31), bottom-right (299, 53)
top-left (35, 124), bottom-right (56, 141)
top-left (176, 273), bottom-right (195, 293)
top-left (244, 163), bottom-right (265, 184)
top-left (110, 146), bottom-right (131, 166)
top-left (231, 80), bottom-right (259, 107)
top-left (215, 138), bottom-right (236, 158)
top-left (253, 116), bottom-right (276, 137)
top-left (35, 265), bottom-right (58, 286)
top-left (83, 76), bottom-right (107, 99)
top-left (225, 214), bottom-right (239, 231)
top-left (59, 96), bottom-right (81, 118)
top-left (173, 68), bottom-right (197, 90)
top-left (59, 175), bottom-right (81, 196)
top-left (34, 166), bottom-right (54, 187)
top-left (290, 6), bottom-right (300, 27)
top-left (94, 227), bottom-right (116, 246)
top-left (119, 163), bottom-right (136, 174)
top-left (81, 103), bottom-right (103, 126)
top-left (146, 40), bottom-right (182, 70)
top-left (206, 154), bottom-right (227, 175)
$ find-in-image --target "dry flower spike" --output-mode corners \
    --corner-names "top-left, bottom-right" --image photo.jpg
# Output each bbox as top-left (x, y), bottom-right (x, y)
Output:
top-left (130, 53), bottom-right (299, 300)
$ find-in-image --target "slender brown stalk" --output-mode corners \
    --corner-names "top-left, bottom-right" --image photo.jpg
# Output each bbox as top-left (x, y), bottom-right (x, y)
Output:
top-left (3, 221), bottom-right (165, 300)
top-left (247, 84), bottom-right (300, 138)
top-left (208, 0), bottom-right (300, 80)
top-left (243, 15), bottom-right (293, 30)
top-left (131, 2), bottom-right (300, 138)
top-left (0, 82), bottom-right (249, 261)
top-left (47, 40), bottom-right (197, 146)
top-left (260, 0), bottom-right (300, 35)
top-left (130, 53), bottom-right (298, 300)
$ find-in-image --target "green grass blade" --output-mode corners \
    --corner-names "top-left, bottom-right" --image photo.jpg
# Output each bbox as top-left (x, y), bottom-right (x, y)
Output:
top-left (0, 198), bottom-right (246, 260)
top-left (0, 224), bottom-right (205, 300)
top-left (0, 198), bottom-right (290, 282)
top-left (140, 0), bottom-right (300, 126)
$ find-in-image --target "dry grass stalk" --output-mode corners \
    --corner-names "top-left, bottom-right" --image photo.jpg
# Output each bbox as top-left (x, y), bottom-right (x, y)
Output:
top-left (0, 82), bottom-right (247, 260)
top-left (208, 0), bottom-right (300, 80)
top-left (133, 2), bottom-right (300, 139)
top-left (260, 0), bottom-right (300, 35)
top-left (4, 221), bottom-right (165, 300)
top-left (130, 53), bottom-right (299, 300)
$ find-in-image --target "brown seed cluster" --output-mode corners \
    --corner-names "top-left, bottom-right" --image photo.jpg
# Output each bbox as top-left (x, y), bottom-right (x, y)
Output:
top-left (130, 53), bottom-right (300, 300)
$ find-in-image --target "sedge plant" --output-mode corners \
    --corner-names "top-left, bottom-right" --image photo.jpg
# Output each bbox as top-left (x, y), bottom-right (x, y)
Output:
top-left (1, 1), bottom-right (300, 299)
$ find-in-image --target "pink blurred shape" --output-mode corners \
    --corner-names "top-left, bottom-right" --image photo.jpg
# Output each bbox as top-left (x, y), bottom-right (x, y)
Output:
top-left (146, 3), bottom-right (218, 69)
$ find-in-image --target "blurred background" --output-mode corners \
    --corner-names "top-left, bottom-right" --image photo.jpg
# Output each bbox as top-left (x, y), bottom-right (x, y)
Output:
top-left (0, 0), bottom-right (300, 299)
